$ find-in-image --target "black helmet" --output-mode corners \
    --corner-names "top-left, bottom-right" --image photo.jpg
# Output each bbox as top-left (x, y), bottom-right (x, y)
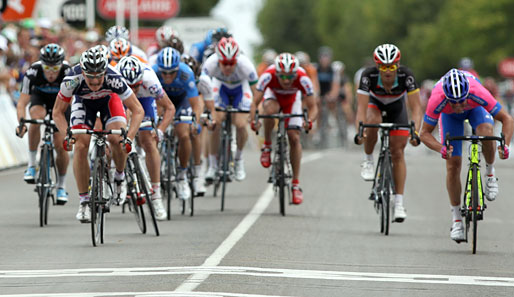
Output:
top-left (181, 54), bottom-right (201, 80)
top-left (40, 43), bottom-right (65, 65)
top-left (80, 47), bottom-right (108, 73)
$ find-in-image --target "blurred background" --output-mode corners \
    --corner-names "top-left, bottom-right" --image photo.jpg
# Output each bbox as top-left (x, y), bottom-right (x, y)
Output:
top-left (1, 0), bottom-right (514, 167)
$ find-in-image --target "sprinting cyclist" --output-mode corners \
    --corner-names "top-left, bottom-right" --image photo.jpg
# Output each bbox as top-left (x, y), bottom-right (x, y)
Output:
top-left (354, 44), bottom-right (422, 223)
top-left (117, 56), bottom-right (175, 220)
top-left (249, 53), bottom-right (318, 205)
top-left (16, 43), bottom-right (71, 205)
top-left (420, 68), bottom-right (513, 242)
top-left (202, 37), bottom-right (258, 182)
top-left (152, 47), bottom-right (202, 201)
top-left (182, 54), bottom-right (217, 196)
top-left (52, 47), bottom-right (144, 222)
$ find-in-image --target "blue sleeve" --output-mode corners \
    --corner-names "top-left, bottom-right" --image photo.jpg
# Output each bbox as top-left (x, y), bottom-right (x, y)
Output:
top-left (189, 42), bottom-right (205, 62)
top-left (179, 64), bottom-right (199, 99)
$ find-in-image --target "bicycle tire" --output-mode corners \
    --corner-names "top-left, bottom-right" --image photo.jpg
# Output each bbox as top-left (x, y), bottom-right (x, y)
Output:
top-left (38, 145), bottom-right (50, 227)
top-left (90, 157), bottom-right (103, 247)
top-left (134, 156), bottom-right (159, 236)
top-left (278, 127), bottom-right (286, 216)
top-left (220, 133), bottom-right (229, 212)
top-left (471, 165), bottom-right (479, 254)
top-left (161, 139), bottom-right (174, 220)
top-left (382, 154), bottom-right (391, 236)
top-left (126, 156), bottom-right (146, 234)
top-left (188, 165), bottom-right (194, 216)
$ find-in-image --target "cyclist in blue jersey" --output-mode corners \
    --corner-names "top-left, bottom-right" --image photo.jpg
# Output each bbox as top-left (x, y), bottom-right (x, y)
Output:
top-left (152, 47), bottom-right (203, 201)
top-left (189, 28), bottom-right (231, 63)
top-left (52, 47), bottom-right (144, 223)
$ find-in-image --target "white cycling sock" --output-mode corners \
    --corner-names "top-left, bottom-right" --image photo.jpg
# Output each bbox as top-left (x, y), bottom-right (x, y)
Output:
top-left (451, 205), bottom-right (462, 222)
top-left (58, 174), bottom-right (66, 189)
top-left (235, 149), bottom-right (243, 161)
top-left (28, 150), bottom-right (37, 168)
top-left (151, 182), bottom-right (161, 199)
top-left (365, 154), bottom-right (373, 162)
top-left (114, 170), bottom-right (125, 181)
top-left (209, 154), bottom-right (217, 169)
top-left (395, 194), bottom-right (403, 205)
top-left (194, 165), bottom-right (202, 177)
top-left (486, 162), bottom-right (495, 176)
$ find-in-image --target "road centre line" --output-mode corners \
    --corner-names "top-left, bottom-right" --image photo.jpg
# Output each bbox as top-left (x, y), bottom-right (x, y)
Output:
top-left (1, 266), bottom-right (514, 288)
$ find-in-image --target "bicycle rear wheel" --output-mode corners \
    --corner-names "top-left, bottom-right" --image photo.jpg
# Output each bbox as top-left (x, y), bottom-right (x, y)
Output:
top-left (134, 156), bottom-right (159, 236)
top-left (37, 146), bottom-right (51, 227)
top-left (471, 165), bottom-right (479, 254)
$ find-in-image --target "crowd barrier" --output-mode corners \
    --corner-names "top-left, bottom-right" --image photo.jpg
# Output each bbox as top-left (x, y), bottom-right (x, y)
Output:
top-left (0, 90), bottom-right (28, 169)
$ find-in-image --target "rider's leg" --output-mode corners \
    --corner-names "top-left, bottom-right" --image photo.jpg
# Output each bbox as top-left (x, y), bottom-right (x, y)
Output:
top-left (260, 99), bottom-right (280, 168)
top-left (390, 134), bottom-right (408, 196)
top-left (288, 129), bottom-right (302, 181)
top-left (27, 105), bottom-right (46, 167)
top-left (53, 130), bottom-right (70, 195)
top-left (363, 106), bottom-right (381, 155)
top-left (233, 113), bottom-right (248, 159)
top-left (139, 130), bottom-right (160, 183)
top-left (73, 134), bottom-right (92, 195)
top-left (207, 111), bottom-right (225, 172)
top-left (175, 123), bottom-right (192, 171)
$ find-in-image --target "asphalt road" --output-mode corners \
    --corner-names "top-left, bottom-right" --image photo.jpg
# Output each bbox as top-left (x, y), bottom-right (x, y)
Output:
top-left (1, 146), bottom-right (514, 297)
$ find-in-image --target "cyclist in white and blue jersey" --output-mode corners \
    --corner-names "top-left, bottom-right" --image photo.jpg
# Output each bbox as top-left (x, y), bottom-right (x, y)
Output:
top-left (117, 56), bottom-right (175, 220)
top-left (152, 47), bottom-right (202, 201)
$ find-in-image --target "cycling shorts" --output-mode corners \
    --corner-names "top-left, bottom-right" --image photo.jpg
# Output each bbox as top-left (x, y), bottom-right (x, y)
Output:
top-left (138, 97), bottom-right (157, 131)
top-left (171, 93), bottom-right (193, 125)
top-left (264, 89), bottom-right (303, 129)
top-left (30, 93), bottom-right (57, 113)
top-left (439, 106), bottom-right (495, 157)
top-left (70, 93), bottom-right (127, 129)
top-left (213, 79), bottom-right (252, 111)
top-left (368, 96), bottom-right (409, 136)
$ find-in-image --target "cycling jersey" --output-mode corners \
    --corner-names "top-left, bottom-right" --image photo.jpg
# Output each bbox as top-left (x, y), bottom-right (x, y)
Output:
top-left (133, 64), bottom-right (166, 130)
top-left (202, 54), bottom-right (259, 87)
top-left (256, 65), bottom-right (314, 128)
top-left (152, 62), bottom-right (198, 121)
top-left (424, 72), bottom-right (502, 157)
top-left (316, 63), bottom-right (339, 97)
top-left (197, 74), bottom-right (213, 101)
top-left (357, 65), bottom-right (419, 106)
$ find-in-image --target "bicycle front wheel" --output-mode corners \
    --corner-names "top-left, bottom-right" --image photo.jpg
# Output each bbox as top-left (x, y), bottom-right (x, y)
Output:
top-left (471, 165), bottom-right (479, 254)
top-left (126, 157), bottom-right (146, 234)
top-left (90, 157), bottom-right (105, 246)
top-left (278, 134), bottom-right (286, 216)
top-left (134, 156), bottom-right (159, 236)
top-left (38, 145), bottom-right (50, 227)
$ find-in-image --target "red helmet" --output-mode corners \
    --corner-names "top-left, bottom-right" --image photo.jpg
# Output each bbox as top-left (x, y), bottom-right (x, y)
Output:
top-left (373, 44), bottom-right (401, 64)
top-left (274, 52), bottom-right (298, 74)
top-left (216, 37), bottom-right (240, 63)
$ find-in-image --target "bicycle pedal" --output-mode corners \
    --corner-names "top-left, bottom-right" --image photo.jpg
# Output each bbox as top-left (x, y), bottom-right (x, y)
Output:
top-left (55, 200), bottom-right (67, 206)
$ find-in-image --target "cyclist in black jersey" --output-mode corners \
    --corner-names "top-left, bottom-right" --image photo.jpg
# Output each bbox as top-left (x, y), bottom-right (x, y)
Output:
top-left (354, 44), bottom-right (422, 223)
top-left (15, 43), bottom-right (71, 205)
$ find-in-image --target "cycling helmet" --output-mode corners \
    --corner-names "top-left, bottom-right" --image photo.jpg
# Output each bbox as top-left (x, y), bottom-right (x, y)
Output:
top-left (318, 46), bottom-right (332, 58)
top-left (105, 25), bottom-right (129, 42)
top-left (442, 68), bottom-right (470, 103)
top-left (109, 38), bottom-right (131, 61)
top-left (216, 37), bottom-right (239, 63)
top-left (40, 43), bottom-right (65, 65)
top-left (80, 47), bottom-right (108, 73)
top-left (294, 51), bottom-right (310, 65)
top-left (181, 54), bottom-right (201, 80)
top-left (211, 27), bottom-right (232, 44)
top-left (168, 35), bottom-right (184, 54)
top-left (156, 25), bottom-right (178, 47)
top-left (373, 44), bottom-right (401, 64)
top-left (94, 44), bottom-right (110, 59)
top-left (157, 47), bottom-right (180, 71)
top-left (275, 53), bottom-right (299, 74)
top-left (459, 57), bottom-right (474, 70)
top-left (117, 56), bottom-right (144, 86)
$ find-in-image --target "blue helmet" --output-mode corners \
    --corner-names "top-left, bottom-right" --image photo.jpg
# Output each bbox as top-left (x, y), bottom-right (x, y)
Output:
top-left (442, 68), bottom-right (469, 103)
top-left (157, 47), bottom-right (180, 71)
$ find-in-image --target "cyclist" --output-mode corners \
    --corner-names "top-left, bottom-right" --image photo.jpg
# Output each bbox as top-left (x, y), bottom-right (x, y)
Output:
top-left (419, 68), bottom-right (513, 242)
top-left (202, 37), bottom-right (258, 182)
top-left (117, 56), bottom-right (175, 221)
top-left (15, 43), bottom-right (71, 205)
top-left (52, 47), bottom-right (144, 222)
top-left (354, 44), bottom-right (422, 223)
top-left (257, 48), bottom-right (277, 76)
top-left (148, 31), bottom-right (184, 66)
top-left (249, 53), bottom-right (318, 205)
top-left (295, 51), bottom-right (320, 96)
top-left (105, 25), bottom-right (148, 61)
top-left (315, 46), bottom-right (342, 148)
top-left (189, 28), bottom-right (232, 63)
top-left (152, 47), bottom-right (202, 201)
top-left (182, 54), bottom-right (217, 196)
top-left (458, 57), bottom-right (479, 79)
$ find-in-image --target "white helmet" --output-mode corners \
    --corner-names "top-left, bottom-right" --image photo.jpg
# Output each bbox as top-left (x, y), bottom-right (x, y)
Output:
top-left (274, 53), bottom-right (299, 74)
top-left (373, 44), bottom-right (401, 64)
top-left (156, 25), bottom-right (179, 48)
top-left (216, 37), bottom-right (240, 63)
top-left (105, 26), bottom-right (129, 43)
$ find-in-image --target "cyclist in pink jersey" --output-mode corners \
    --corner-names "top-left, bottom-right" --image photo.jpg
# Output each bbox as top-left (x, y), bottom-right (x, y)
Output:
top-left (420, 68), bottom-right (513, 242)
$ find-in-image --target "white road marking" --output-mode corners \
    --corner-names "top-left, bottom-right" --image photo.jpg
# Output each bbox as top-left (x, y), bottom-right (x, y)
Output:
top-left (0, 291), bottom-right (293, 297)
top-left (1, 266), bottom-right (514, 288)
top-left (174, 152), bottom-right (324, 292)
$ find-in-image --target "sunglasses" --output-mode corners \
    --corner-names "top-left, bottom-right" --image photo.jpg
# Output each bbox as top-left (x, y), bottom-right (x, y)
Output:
top-left (42, 64), bottom-right (62, 72)
top-left (84, 72), bottom-right (105, 79)
top-left (159, 68), bottom-right (178, 75)
top-left (220, 60), bottom-right (236, 66)
top-left (278, 73), bottom-right (296, 80)
top-left (378, 64), bottom-right (398, 72)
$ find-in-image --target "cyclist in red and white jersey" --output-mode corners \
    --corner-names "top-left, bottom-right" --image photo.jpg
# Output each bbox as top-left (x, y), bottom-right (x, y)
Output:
top-left (249, 53), bottom-right (318, 205)
top-left (52, 47), bottom-right (144, 223)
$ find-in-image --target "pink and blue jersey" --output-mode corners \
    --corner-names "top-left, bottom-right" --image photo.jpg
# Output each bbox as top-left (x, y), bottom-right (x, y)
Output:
top-left (424, 73), bottom-right (501, 126)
